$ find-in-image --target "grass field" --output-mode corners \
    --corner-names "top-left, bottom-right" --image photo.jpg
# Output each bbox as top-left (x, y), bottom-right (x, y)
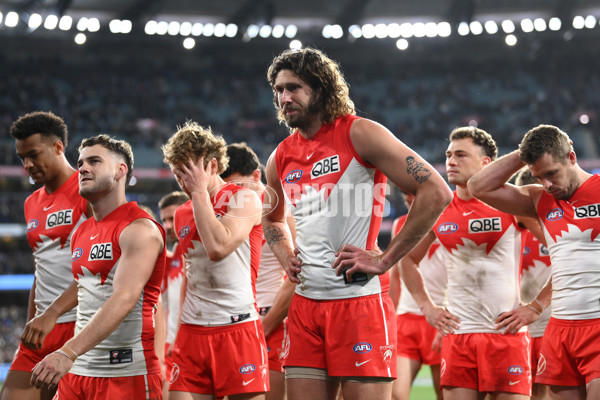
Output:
top-left (411, 366), bottom-right (437, 400)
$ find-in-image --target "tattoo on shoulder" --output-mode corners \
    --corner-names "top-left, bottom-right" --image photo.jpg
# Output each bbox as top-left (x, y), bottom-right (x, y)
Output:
top-left (264, 225), bottom-right (285, 247)
top-left (406, 156), bottom-right (431, 184)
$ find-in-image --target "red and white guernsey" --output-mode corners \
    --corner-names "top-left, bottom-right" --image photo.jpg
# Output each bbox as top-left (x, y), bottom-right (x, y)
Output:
top-left (164, 242), bottom-right (185, 345)
top-left (394, 215), bottom-right (447, 315)
top-left (175, 183), bottom-right (262, 326)
top-left (274, 114), bottom-right (388, 300)
top-left (24, 172), bottom-right (87, 323)
top-left (70, 202), bottom-right (165, 377)
top-left (520, 230), bottom-right (551, 337)
top-left (536, 174), bottom-right (600, 320)
top-left (433, 192), bottom-right (524, 333)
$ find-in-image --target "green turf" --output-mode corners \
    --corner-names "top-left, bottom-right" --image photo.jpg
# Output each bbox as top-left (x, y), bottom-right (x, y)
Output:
top-left (410, 366), bottom-right (437, 400)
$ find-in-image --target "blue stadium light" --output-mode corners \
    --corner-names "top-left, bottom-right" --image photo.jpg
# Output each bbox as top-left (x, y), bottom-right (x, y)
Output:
top-left (0, 275), bottom-right (34, 291)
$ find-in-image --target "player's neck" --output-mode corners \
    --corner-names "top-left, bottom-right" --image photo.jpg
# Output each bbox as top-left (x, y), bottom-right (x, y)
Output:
top-left (44, 162), bottom-right (76, 194)
top-left (297, 115), bottom-right (326, 139)
top-left (455, 184), bottom-right (475, 201)
top-left (90, 187), bottom-right (128, 221)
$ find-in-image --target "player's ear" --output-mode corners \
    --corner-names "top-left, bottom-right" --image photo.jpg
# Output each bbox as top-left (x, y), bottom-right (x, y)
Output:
top-left (116, 163), bottom-right (128, 181)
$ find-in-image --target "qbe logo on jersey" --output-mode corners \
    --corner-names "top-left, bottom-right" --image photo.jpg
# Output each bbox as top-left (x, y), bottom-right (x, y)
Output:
top-left (574, 203), bottom-right (600, 219)
top-left (311, 155), bottom-right (340, 179)
top-left (89, 243), bottom-right (113, 261)
top-left (468, 217), bottom-right (501, 234)
top-left (45, 209), bottom-right (73, 229)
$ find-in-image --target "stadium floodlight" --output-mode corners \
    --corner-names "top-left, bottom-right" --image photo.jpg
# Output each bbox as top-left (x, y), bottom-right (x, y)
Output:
top-left (259, 24), bottom-right (272, 38)
top-left (505, 34), bottom-right (517, 46)
top-left (191, 23), bottom-right (203, 36)
top-left (183, 37), bottom-right (195, 49)
top-left (156, 21), bottom-right (168, 35)
top-left (225, 23), bottom-right (238, 37)
top-left (580, 114), bottom-right (590, 124)
top-left (585, 15), bottom-right (596, 29)
top-left (533, 18), bottom-right (547, 31)
top-left (548, 17), bottom-right (561, 31)
top-left (74, 32), bottom-right (86, 45)
top-left (168, 21), bottom-right (180, 36)
top-left (44, 15), bottom-right (58, 30)
top-left (109, 19), bottom-right (121, 33)
top-left (87, 17), bottom-right (100, 32)
top-left (145, 20), bottom-right (157, 35)
top-left (121, 20), bottom-right (132, 34)
top-left (214, 23), bottom-right (226, 37)
top-left (520, 18), bottom-right (534, 33)
top-left (331, 24), bottom-right (343, 39)
top-left (0, 11), bottom-right (3, 26)
top-left (424, 22), bottom-right (438, 37)
top-left (501, 20), bottom-right (515, 33)
top-left (76, 17), bottom-right (88, 31)
top-left (484, 20), bottom-right (498, 34)
top-left (322, 25), bottom-right (332, 39)
top-left (396, 38), bottom-right (409, 50)
top-left (272, 24), bottom-right (284, 38)
top-left (179, 21), bottom-right (192, 36)
top-left (362, 24), bottom-right (375, 39)
top-left (285, 25), bottom-right (297, 38)
top-left (374, 23), bottom-right (388, 38)
top-left (349, 25), bottom-right (362, 38)
top-left (203, 23), bottom-right (214, 36)
top-left (247, 24), bottom-right (259, 38)
top-left (438, 22), bottom-right (451, 37)
top-left (572, 16), bottom-right (584, 29)
top-left (289, 39), bottom-right (302, 50)
top-left (59, 15), bottom-right (72, 30)
top-left (413, 22), bottom-right (426, 37)
top-left (6, 11), bottom-right (19, 27)
top-left (28, 13), bottom-right (42, 30)
top-left (457, 22), bottom-right (470, 36)
top-left (469, 21), bottom-right (483, 35)
top-left (399, 22), bottom-right (414, 38)
top-left (388, 23), bottom-right (400, 38)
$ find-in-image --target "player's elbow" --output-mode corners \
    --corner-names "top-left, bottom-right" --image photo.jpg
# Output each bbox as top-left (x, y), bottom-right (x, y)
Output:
top-left (206, 247), bottom-right (229, 262)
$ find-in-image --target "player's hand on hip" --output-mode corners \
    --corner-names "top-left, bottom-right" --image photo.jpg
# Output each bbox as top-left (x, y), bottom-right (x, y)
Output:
top-left (422, 304), bottom-right (460, 336)
top-left (31, 352), bottom-right (72, 390)
top-left (285, 250), bottom-right (302, 284)
top-left (495, 305), bottom-right (538, 334)
top-left (333, 244), bottom-right (385, 279)
top-left (21, 312), bottom-right (58, 350)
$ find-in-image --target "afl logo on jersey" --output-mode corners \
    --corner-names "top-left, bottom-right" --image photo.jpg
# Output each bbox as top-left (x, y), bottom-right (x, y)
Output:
top-left (72, 247), bottom-right (84, 261)
top-left (546, 208), bottom-right (563, 221)
top-left (179, 225), bottom-right (190, 239)
top-left (438, 222), bottom-right (458, 234)
top-left (523, 246), bottom-right (530, 256)
top-left (27, 219), bottom-right (39, 232)
top-left (285, 169), bottom-right (303, 183)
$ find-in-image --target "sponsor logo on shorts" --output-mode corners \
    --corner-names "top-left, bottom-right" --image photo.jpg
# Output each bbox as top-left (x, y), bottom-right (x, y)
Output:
top-left (242, 379), bottom-right (255, 386)
top-left (508, 380), bottom-right (521, 385)
top-left (72, 248), bottom-right (84, 261)
top-left (285, 169), bottom-right (303, 183)
top-left (355, 360), bottom-right (371, 367)
top-left (239, 364), bottom-right (256, 374)
top-left (380, 345), bottom-right (395, 367)
top-left (440, 358), bottom-right (446, 377)
top-left (438, 222), bottom-right (458, 234)
top-left (546, 208), bottom-right (563, 221)
top-left (536, 354), bottom-right (546, 375)
top-left (170, 363), bottom-right (180, 384)
top-left (179, 225), bottom-right (190, 239)
top-left (507, 365), bottom-right (523, 375)
top-left (353, 342), bottom-right (372, 353)
top-left (27, 219), bottom-right (39, 232)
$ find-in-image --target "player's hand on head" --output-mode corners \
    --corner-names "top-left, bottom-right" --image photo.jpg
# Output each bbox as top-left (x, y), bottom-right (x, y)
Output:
top-left (21, 312), bottom-right (58, 350)
top-left (495, 305), bottom-right (539, 334)
top-left (332, 244), bottom-right (385, 280)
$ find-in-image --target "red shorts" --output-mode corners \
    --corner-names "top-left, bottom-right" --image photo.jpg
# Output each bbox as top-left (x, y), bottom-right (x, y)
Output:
top-left (266, 319), bottom-right (289, 373)
top-left (55, 372), bottom-right (162, 400)
top-left (169, 320), bottom-right (269, 397)
top-left (164, 342), bottom-right (174, 379)
top-left (396, 313), bottom-right (441, 365)
top-left (440, 332), bottom-right (531, 396)
top-left (10, 321), bottom-right (75, 372)
top-left (536, 317), bottom-right (600, 386)
top-left (530, 336), bottom-right (544, 383)
top-left (285, 293), bottom-right (397, 378)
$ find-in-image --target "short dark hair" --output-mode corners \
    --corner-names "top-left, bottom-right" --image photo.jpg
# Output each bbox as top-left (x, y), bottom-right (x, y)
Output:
top-left (10, 111), bottom-right (69, 146)
top-left (79, 134), bottom-right (134, 185)
top-left (449, 126), bottom-right (498, 160)
top-left (158, 191), bottom-right (189, 210)
top-left (221, 142), bottom-right (261, 179)
top-left (519, 124), bottom-right (573, 165)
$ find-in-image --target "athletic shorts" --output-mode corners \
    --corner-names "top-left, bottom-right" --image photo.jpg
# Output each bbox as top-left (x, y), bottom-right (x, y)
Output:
top-left (535, 317), bottom-right (600, 386)
top-left (530, 336), bottom-right (544, 383)
top-left (285, 293), bottom-right (397, 378)
top-left (55, 372), bottom-right (162, 400)
top-left (396, 313), bottom-right (441, 365)
top-left (164, 342), bottom-right (173, 380)
top-left (266, 319), bottom-right (289, 373)
top-left (169, 320), bottom-right (269, 397)
top-left (440, 332), bottom-right (531, 396)
top-left (10, 321), bottom-right (75, 372)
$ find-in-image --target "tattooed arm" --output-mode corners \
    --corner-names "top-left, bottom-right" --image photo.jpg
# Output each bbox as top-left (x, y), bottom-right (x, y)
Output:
top-left (333, 118), bottom-right (452, 278)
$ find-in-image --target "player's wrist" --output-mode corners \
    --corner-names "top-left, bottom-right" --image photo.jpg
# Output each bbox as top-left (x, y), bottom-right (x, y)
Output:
top-left (526, 300), bottom-right (543, 314)
top-left (55, 345), bottom-right (78, 362)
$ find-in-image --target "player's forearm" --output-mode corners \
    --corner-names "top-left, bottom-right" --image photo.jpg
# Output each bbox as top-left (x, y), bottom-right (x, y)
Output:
top-left (190, 190), bottom-right (237, 260)
top-left (43, 280), bottom-right (79, 320)
top-left (468, 150), bottom-right (524, 195)
top-left (27, 276), bottom-right (37, 321)
top-left (531, 277), bottom-right (552, 310)
top-left (262, 220), bottom-right (296, 266)
top-left (262, 279), bottom-right (295, 336)
top-left (400, 259), bottom-right (435, 312)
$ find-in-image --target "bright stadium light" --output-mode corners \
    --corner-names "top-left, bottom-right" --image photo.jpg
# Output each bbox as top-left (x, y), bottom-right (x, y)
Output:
top-left (225, 23), bottom-right (238, 37)
top-left (0, 11), bottom-right (3, 26)
top-left (285, 25), bottom-right (297, 38)
top-left (505, 34), bottom-right (517, 46)
top-left (74, 32), bottom-right (86, 44)
top-left (520, 18), bottom-right (534, 33)
top-left (109, 19), bottom-right (120, 33)
top-left (457, 22), bottom-right (469, 36)
top-left (272, 24), bottom-right (284, 38)
top-left (214, 23), bottom-right (226, 37)
top-left (399, 22), bottom-right (413, 38)
top-left (484, 20), bottom-right (498, 34)
top-left (87, 17), bottom-right (100, 32)
top-left (247, 24), bottom-right (259, 38)
top-left (322, 24), bottom-right (332, 39)
top-left (585, 15), bottom-right (596, 29)
top-left (156, 21), bottom-right (168, 35)
top-left (203, 23), bottom-right (214, 36)
top-left (191, 23), bottom-right (203, 36)
top-left (76, 17), bottom-right (88, 31)
top-left (331, 24), bottom-right (343, 39)
top-left (388, 23), bottom-right (401, 38)
top-left (502, 20), bottom-right (515, 33)
top-left (168, 21), bottom-right (180, 36)
top-left (374, 23), bottom-right (388, 38)
top-left (179, 21), bottom-right (192, 36)
top-left (533, 18), bottom-right (547, 31)
top-left (469, 21), bottom-right (483, 35)
top-left (413, 22), bottom-right (426, 37)
top-left (424, 22), bottom-right (438, 37)
top-left (121, 19), bottom-right (132, 34)
top-left (289, 39), bottom-right (302, 50)
top-left (349, 24), bottom-right (362, 38)
top-left (259, 24), bottom-right (272, 38)
top-left (572, 16), bottom-right (584, 29)
top-left (548, 17), bottom-right (561, 31)
top-left (28, 13), bottom-right (42, 30)
top-left (396, 38), bottom-right (409, 50)
top-left (59, 15), bottom-right (72, 30)
top-left (580, 114), bottom-right (590, 124)
top-left (183, 37), bottom-right (195, 49)
top-left (145, 20), bottom-right (157, 35)
top-left (44, 15), bottom-right (58, 30)
top-left (6, 11), bottom-right (19, 27)
top-left (438, 22), bottom-right (451, 37)
top-left (362, 23), bottom-right (375, 38)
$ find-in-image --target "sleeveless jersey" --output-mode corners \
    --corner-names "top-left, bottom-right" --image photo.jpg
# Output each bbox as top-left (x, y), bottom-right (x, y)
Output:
top-left (164, 242), bottom-right (185, 345)
top-left (175, 183), bottom-right (262, 326)
top-left (274, 114), bottom-right (388, 300)
top-left (69, 202), bottom-right (166, 377)
top-left (520, 230), bottom-right (551, 337)
top-left (536, 174), bottom-right (600, 320)
top-left (24, 172), bottom-right (87, 323)
top-left (393, 215), bottom-right (447, 315)
top-left (256, 241), bottom-right (286, 309)
top-left (433, 192), bottom-right (524, 333)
